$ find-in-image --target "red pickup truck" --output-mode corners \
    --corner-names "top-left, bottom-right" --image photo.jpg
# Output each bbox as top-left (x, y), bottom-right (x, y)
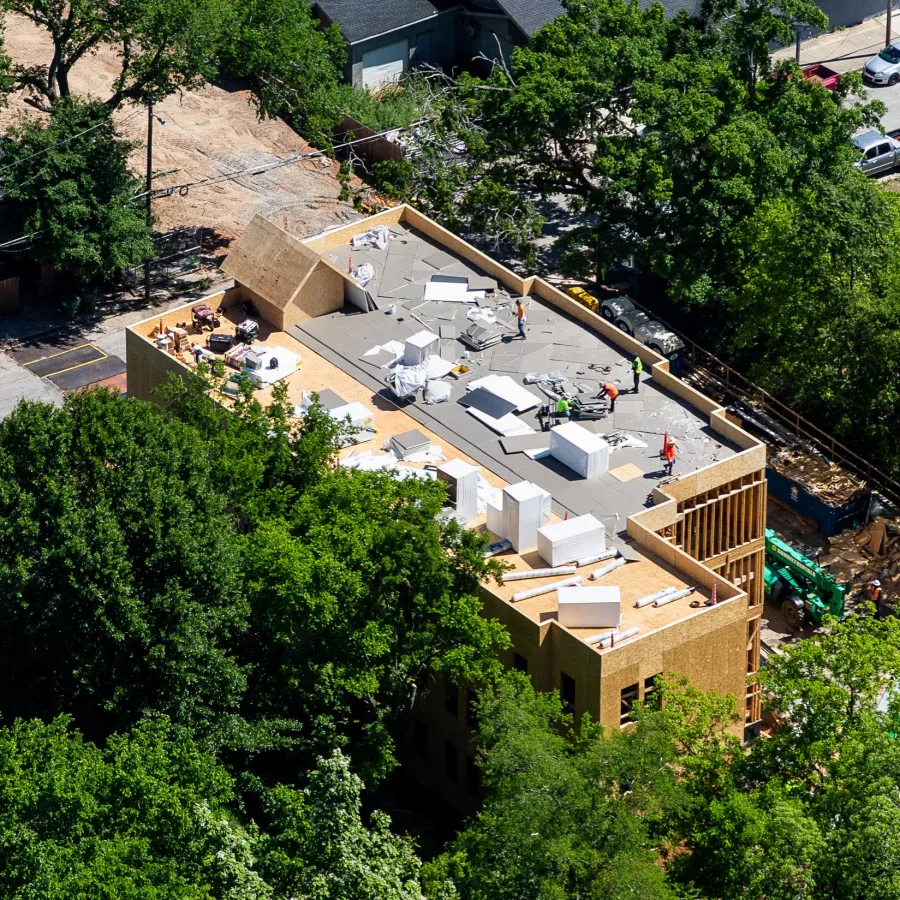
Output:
top-left (801, 63), bottom-right (840, 91)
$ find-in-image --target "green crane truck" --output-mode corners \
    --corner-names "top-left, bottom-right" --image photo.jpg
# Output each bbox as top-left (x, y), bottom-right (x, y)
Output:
top-left (764, 528), bottom-right (847, 629)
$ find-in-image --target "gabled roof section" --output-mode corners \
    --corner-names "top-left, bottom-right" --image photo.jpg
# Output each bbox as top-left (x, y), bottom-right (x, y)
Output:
top-left (221, 215), bottom-right (321, 311)
top-left (494, 0), bottom-right (563, 37)
top-left (314, 0), bottom-right (439, 44)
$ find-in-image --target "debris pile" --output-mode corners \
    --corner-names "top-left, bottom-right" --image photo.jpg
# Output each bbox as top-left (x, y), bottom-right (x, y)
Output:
top-left (821, 516), bottom-right (900, 597)
top-left (767, 448), bottom-right (867, 506)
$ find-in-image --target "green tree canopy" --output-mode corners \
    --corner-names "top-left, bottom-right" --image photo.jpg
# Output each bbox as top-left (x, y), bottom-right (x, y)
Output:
top-left (0, 715), bottom-right (421, 900)
top-left (0, 98), bottom-right (154, 282)
top-left (0, 388), bottom-right (248, 740)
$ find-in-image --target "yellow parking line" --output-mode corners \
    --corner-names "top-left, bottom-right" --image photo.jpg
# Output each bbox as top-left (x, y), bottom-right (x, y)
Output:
top-left (22, 343), bottom-right (93, 366)
top-left (41, 348), bottom-right (109, 379)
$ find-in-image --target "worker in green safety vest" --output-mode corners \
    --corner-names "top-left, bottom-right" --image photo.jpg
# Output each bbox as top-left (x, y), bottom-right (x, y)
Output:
top-left (632, 354), bottom-right (643, 393)
top-left (555, 396), bottom-right (571, 419)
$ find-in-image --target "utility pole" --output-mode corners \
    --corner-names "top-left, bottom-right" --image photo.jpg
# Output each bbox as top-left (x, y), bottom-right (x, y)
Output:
top-left (144, 100), bottom-right (153, 306)
top-left (889, 0), bottom-right (894, 49)
top-left (795, 24), bottom-right (802, 64)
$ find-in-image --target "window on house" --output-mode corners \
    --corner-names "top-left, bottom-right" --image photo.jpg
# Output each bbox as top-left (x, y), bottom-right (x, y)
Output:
top-left (513, 652), bottom-right (529, 673)
top-left (620, 682), bottom-right (639, 726)
top-left (465, 757), bottom-right (480, 796)
top-left (444, 742), bottom-right (458, 782)
top-left (445, 684), bottom-right (459, 716)
top-left (561, 672), bottom-right (576, 713)
top-left (467, 690), bottom-right (478, 727)
top-left (643, 674), bottom-right (661, 709)
top-left (414, 720), bottom-right (428, 760)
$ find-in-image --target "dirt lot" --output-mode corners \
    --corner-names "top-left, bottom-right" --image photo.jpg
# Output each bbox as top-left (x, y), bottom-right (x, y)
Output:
top-left (0, 13), bottom-right (366, 245)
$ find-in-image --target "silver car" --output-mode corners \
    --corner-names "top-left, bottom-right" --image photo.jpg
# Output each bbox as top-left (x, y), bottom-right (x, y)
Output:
top-left (863, 42), bottom-right (900, 86)
top-left (853, 130), bottom-right (900, 176)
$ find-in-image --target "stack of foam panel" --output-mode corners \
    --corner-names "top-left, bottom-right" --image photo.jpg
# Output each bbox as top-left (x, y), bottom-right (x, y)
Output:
top-left (549, 422), bottom-right (610, 478)
top-left (403, 330), bottom-right (440, 365)
top-left (557, 585), bottom-right (621, 628)
top-left (503, 481), bottom-right (545, 553)
top-left (537, 514), bottom-right (606, 566)
top-left (437, 459), bottom-right (480, 525)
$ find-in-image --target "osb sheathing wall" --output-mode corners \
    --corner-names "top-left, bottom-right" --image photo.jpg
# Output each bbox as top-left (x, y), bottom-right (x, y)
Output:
top-left (125, 293), bottom-right (227, 402)
top-left (598, 594), bottom-right (748, 736)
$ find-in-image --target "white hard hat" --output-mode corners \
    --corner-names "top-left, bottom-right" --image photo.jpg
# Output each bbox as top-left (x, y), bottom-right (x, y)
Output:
top-left (873, 580), bottom-right (882, 587)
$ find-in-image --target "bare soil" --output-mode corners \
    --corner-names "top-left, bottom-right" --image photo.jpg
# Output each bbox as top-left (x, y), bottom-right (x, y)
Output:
top-left (0, 13), bottom-right (365, 245)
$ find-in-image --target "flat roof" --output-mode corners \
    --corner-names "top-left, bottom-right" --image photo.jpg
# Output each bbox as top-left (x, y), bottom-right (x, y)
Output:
top-left (129, 294), bottom-right (718, 650)
top-left (294, 224), bottom-right (737, 539)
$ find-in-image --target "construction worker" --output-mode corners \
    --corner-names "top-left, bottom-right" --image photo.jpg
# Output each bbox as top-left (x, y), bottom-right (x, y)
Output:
top-left (632, 354), bottom-right (643, 393)
top-left (555, 396), bottom-right (571, 419)
top-left (597, 381), bottom-right (619, 414)
top-left (663, 436), bottom-right (677, 476)
top-left (872, 579), bottom-right (883, 616)
top-left (516, 299), bottom-right (527, 340)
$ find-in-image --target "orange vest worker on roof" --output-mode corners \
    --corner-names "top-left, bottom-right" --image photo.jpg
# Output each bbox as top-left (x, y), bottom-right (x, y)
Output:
top-left (598, 382), bottom-right (619, 414)
top-left (664, 436), bottom-right (677, 476)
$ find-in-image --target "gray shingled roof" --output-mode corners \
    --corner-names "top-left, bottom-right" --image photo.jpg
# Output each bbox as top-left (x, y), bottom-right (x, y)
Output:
top-left (640, 0), bottom-right (704, 17)
top-left (493, 0), bottom-right (564, 37)
top-left (315, 0), bottom-right (439, 44)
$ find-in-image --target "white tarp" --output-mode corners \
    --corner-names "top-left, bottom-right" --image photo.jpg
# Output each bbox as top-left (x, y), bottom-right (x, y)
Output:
top-left (242, 348), bottom-right (302, 387)
top-left (351, 225), bottom-right (390, 251)
top-left (424, 380), bottom-right (452, 404)
top-left (386, 363), bottom-right (428, 398)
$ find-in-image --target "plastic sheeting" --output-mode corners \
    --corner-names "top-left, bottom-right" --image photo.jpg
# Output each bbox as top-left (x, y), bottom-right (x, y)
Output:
top-left (351, 225), bottom-right (390, 250)
top-left (424, 380), bottom-right (452, 404)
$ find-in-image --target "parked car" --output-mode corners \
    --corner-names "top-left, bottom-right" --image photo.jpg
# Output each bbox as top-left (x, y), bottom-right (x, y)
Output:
top-left (853, 130), bottom-right (900, 176)
top-left (863, 42), bottom-right (900, 86)
top-left (615, 309), bottom-right (684, 357)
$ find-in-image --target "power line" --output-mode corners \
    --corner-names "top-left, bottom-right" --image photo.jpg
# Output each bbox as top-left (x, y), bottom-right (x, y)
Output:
top-left (133, 122), bottom-right (426, 203)
top-left (0, 109), bottom-right (143, 180)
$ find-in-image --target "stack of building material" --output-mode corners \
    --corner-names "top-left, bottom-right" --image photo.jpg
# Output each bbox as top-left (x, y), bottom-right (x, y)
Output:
top-left (486, 498), bottom-right (504, 536)
top-left (557, 585), bottom-right (621, 628)
top-left (537, 514), bottom-right (606, 567)
top-left (390, 429), bottom-right (431, 459)
top-left (550, 422), bottom-right (610, 478)
top-left (503, 481), bottom-right (546, 553)
top-left (437, 459), bottom-right (480, 524)
top-left (171, 327), bottom-right (191, 352)
top-left (468, 374), bottom-right (540, 412)
top-left (328, 402), bottom-right (375, 445)
top-left (404, 330), bottom-right (440, 365)
top-left (460, 322), bottom-right (503, 351)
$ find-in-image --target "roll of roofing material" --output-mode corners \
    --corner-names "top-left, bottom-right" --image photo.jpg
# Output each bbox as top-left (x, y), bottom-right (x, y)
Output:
top-left (512, 575), bottom-right (583, 603)
top-left (653, 587), bottom-right (695, 607)
top-left (585, 626), bottom-right (640, 647)
top-left (576, 548), bottom-right (617, 568)
top-left (588, 557), bottom-right (626, 581)
top-left (501, 566), bottom-right (578, 583)
top-left (634, 586), bottom-right (678, 608)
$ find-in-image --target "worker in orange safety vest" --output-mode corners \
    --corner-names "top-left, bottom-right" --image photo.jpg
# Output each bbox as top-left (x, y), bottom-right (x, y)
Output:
top-left (597, 381), bottom-right (619, 414)
top-left (663, 435), bottom-right (678, 476)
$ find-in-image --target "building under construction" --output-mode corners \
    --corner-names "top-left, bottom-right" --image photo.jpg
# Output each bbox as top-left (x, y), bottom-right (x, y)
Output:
top-left (126, 205), bottom-right (767, 812)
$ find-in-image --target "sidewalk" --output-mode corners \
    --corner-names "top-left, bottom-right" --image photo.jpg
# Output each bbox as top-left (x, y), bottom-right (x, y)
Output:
top-left (772, 14), bottom-right (896, 75)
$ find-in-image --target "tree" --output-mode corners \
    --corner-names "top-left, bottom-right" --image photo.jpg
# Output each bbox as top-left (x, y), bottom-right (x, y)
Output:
top-left (242, 470), bottom-right (509, 782)
top-left (163, 368), bottom-right (510, 781)
top-left (3, 0), bottom-right (231, 111)
top-left (0, 715), bottom-right (268, 899)
top-left (0, 98), bottom-right (154, 282)
top-left (220, 0), bottom-right (347, 142)
top-left (0, 715), bottom-right (422, 900)
top-left (259, 750), bottom-right (421, 900)
top-left (0, 389), bottom-right (248, 741)
top-left (424, 673), bottom-right (685, 900)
